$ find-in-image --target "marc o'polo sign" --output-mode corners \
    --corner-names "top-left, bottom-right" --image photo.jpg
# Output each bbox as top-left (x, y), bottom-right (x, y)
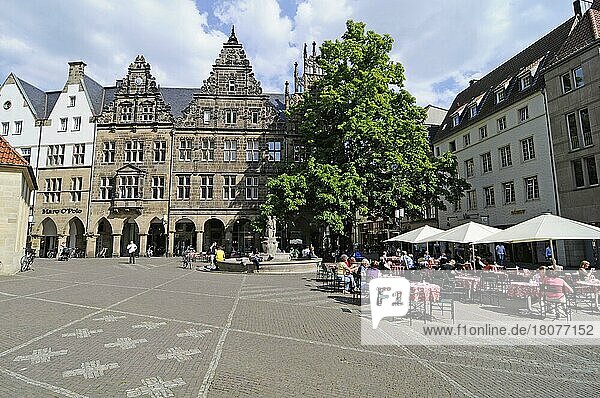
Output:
top-left (41, 208), bottom-right (83, 215)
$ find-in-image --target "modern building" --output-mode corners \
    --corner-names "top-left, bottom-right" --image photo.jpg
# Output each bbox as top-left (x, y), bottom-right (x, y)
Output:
top-left (0, 136), bottom-right (37, 274)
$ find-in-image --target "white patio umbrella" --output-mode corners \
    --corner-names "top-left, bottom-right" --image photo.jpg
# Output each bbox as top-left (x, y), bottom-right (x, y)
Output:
top-left (422, 222), bottom-right (501, 262)
top-left (475, 213), bottom-right (600, 262)
top-left (384, 225), bottom-right (443, 243)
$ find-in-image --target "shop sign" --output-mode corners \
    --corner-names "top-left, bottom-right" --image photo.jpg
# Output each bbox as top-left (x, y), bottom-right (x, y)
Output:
top-left (41, 208), bottom-right (83, 215)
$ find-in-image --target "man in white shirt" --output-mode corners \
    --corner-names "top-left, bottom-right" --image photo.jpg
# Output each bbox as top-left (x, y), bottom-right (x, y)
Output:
top-left (127, 241), bottom-right (138, 264)
top-left (495, 243), bottom-right (506, 266)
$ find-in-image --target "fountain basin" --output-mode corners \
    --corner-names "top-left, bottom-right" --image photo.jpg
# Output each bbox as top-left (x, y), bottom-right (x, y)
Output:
top-left (216, 257), bottom-right (322, 274)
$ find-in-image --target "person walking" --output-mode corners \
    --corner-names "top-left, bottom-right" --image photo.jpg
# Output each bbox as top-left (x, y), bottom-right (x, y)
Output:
top-left (127, 241), bottom-right (138, 264)
top-left (495, 243), bottom-right (506, 266)
top-left (209, 242), bottom-right (217, 270)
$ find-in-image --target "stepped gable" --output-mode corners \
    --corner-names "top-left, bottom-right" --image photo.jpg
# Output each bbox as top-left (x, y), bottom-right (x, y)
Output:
top-left (432, 17), bottom-right (575, 144)
top-left (98, 55), bottom-right (173, 124)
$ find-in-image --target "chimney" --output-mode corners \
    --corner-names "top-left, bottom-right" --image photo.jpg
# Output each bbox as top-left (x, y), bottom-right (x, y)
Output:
top-left (573, 0), bottom-right (582, 18)
top-left (67, 61), bottom-right (86, 85)
top-left (469, 79), bottom-right (479, 86)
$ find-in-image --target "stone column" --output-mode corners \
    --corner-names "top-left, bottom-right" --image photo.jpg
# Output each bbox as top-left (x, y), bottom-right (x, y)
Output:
top-left (168, 231), bottom-right (175, 257)
top-left (58, 235), bottom-right (68, 247)
top-left (112, 234), bottom-right (121, 257)
top-left (86, 236), bottom-right (97, 258)
top-left (224, 229), bottom-right (232, 253)
top-left (139, 234), bottom-right (147, 256)
top-left (196, 230), bottom-right (204, 252)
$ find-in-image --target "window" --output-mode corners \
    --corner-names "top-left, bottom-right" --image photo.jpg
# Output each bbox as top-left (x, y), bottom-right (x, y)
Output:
top-left (251, 111), bottom-right (259, 124)
top-left (465, 159), bottom-right (474, 178)
top-left (499, 145), bottom-right (512, 168)
top-left (467, 190), bottom-right (477, 210)
top-left (20, 148), bottom-right (31, 163)
top-left (495, 89), bottom-right (505, 103)
top-left (151, 176), bottom-right (165, 199)
top-left (223, 140), bottom-right (237, 162)
top-left (561, 72), bottom-right (572, 93)
top-left (203, 110), bottom-right (210, 124)
top-left (452, 114), bottom-right (460, 127)
top-left (47, 144), bottom-right (65, 166)
top-left (580, 108), bottom-right (593, 147)
top-left (246, 139), bottom-right (259, 162)
top-left (102, 141), bottom-right (115, 163)
top-left (586, 157), bottom-right (598, 186)
top-left (573, 66), bottom-right (584, 88)
top-left (72, 116), bottom-right (81, 131)
top-left (481, 152), bottom-right (492, 173)
top-left (140, 103), bottom-right (154, 121)
top-left (125, 141), bottom-right (144, 163)
top-left (566, 113), bottom-right (579, 150)
top-left (179, 138), bottom-right (193, 161)
top-left (434, 146), bottom-right (440, 157)
top-left (503, 181), bottom-right (515, 204)
top-left (223, 175), bottom-right (236, 200)
top-left (484, 186), bottom-right (495, 207)
top-left (14, 120), bottom-right (22, 135)
top-left (293, 145), bottom-right (305, 162)
top-left (1, 122), bottom-right (8, 135)
top-left (199, 175), bottom-right (213, 200)
top-left (518, 106), bottom-right (529, 122)
top-left (497, 116), bottom-right (506, 131)
top-left (200, 139), bottom-right (214, 161)
top-left (268, 141), bottom-right (281, 162)
top-left (59, 118), bottom-right (68, 132)
top-left (448, 140), bottom-right (456, 152)
top-left (177, 175), bottom-right (191, 200)
top-left (225, 110), bottom-right (237, 124)
top-left (463, 133), bottom-right (471, 147)
top-left (469, 106), bottom-right (477, 118)
top-left (520, 73), bottom-right (532, 90)
top-left (573, 160), bottom-right (585, 188)
top-left (521, 136), bottom-right (535, 161)
top-left (70, 177), bottom-right (82, 202)
top-left (100, 177), bottom-right (113, 200)
top-left (69, 96), bottom-right (76, 107)
top-left (121, 104), bottom-right (133, 122)
top-left (228, 80), bottom-right (235, 92)
top-left (525, 176), bottom-right (539, 201)
top-left (153, 141), bottom-right (166, 163)
top-left (118, 176), bottom-right (140, 199)
top-left (44, 178), bottom-right (62, 203)
top-left (245, 176), bottom-right (259, 200)
top-left (72, 144), bottom-right (85, 165)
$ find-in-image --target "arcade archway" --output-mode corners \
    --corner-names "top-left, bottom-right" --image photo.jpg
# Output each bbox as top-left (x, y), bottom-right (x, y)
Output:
top-left (40, 218), bottom-right (58, 257)
top-left (120, 218), bottom-right (140, 257)
top-left (232, 218), bottom-right (253, 255)
top-left (148, 218), bottom-right (167, 256)
top-left (66, 217), bottom-right (86, 253)
top-left (203, 218), bottom-right (224, 251)
top-left (174, 219), bottom-right (196, 256)
top-left (95, 218), bottom-right (113, 257)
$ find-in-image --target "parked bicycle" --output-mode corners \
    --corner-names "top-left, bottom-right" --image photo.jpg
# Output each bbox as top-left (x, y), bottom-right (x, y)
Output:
top-left (20, 248), bottom-right (35, 272)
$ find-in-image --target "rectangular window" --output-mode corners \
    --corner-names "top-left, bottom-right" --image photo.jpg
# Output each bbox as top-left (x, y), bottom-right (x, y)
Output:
top-left (525, 176), bottom-right (539, 201)
top-left (518, 106), bottom-right (529, 122)
top-left (228, 80), bottom-right (235, 92)
top-left (177, 175), bottom-right (191, 200)
top-left (69, 96), bottom-right (76, 107)
top-left (434, 146), bottom-right (440, 157)
top-left (520, 74), bottom-right (532, 90)
top-left (121, 105), bottom-right (133, 122)
top-left (503, 181), bottom-right (515, 204)
top-left (586, 157), bottom-right (598, 186)
top-left (246, 140), bottom-right (260, 162)
top-left (573, 66), bottom-right (584, 88)
top-left (100, 177), bottom-right (113, 200)
top-left (251, 111), bottom-right (259, 124)
top-left (179, 138), bottom-right (193, 161)
top-left (59, 118), bottom-right (68, 132)
top-left (72, 144), bottom-right (85, 165)
top-left (140, 103), bottom-right (154, 121)
top-left (118, 176), bottom-right (140, 199)
top-left (479, 125), bottom-right (487, 140)
top-left (463, 133), bottom-right (470, 147)
top-left (452, 114), bottom-right (460, 127)
top-left (151, 176), bottom-right (165, 199)
top-left (223, 140), bottom-right (237, 162)
top-left (497, 116), bottom-right (506, 131)
top-left (465, 158), bottom-right (474, 178)
top-left (125, 141), bottom-right (144, 163)
top-left (70, 177), bottom-right (82, 202)
top-left (481, 152), bottom-right (492, 173)
top-left (14, 120), bottom-right (22, 135)
top-left (1, 122), bottom-right (8, 135)
top-left (223, 175), bottom-right (236, 200)
top-left (573, 160), bottom-right (585, 188)
top-left (20, 147), bottom-right (31, 163)
top-left (44, 178), bottom-right (62, 203)
top-left (469, 106), bottom-right (477, 118)
top-left (448, 140), bottom-right (456, 152)
top-left (72, 116), bottom-right (81, 131)
top-left (225, 110), bottom-right (237, 124)
top-left (561, 72), bottom-right (572, 93)
top-left (467, 190), bottom-right (477, 210)
top-left (199, 175), bottom-right (213, 200)
top-left (499, 145), bottom-right (512, 168)
top-left (102, 141), bottom-right (115, 163)
top-left (484, 186), bottom-right (495, 207)
top-left (268, 141), bottom-right (281, 162)
top-left (153, 141), bottom-right (166, 163)
top-left (203, 110), bottom-right (210, 124)
top-left (200, 139), bottom-right (214, 161)
top-left (521, 136), bottom-right (535, 161)
top-left (495, 89), bottom-right (505, 103)
top-left (47, 144), bottom-right (65, 166)
top-left (245, 176), bottom-right (259, 200)
top-left (566, 112), bottom-right (579, 150)
top-left (293, 145), bottom-right (305, 162)
top-left (580, 108), bottom-right (593, 147)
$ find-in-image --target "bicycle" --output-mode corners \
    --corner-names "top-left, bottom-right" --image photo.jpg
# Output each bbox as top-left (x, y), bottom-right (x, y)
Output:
top-left (20, 248), bottom-right (35, 272)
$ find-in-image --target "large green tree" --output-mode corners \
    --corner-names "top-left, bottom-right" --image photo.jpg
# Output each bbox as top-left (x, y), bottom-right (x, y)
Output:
top-left (261, 20), bottom-right (468, 247)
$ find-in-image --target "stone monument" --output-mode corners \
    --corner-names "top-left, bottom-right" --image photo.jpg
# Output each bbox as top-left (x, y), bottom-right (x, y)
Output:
top-left (262, 216), bottom-right (290, 261)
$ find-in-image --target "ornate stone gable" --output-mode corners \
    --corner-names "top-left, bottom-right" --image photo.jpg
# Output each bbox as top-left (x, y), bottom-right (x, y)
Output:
top-left (98, 55), bottom-right (173, 124)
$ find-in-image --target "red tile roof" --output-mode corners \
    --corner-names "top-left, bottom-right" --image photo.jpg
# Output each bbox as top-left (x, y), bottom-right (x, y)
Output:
top-left (0, 136), bottom-right (28, 166)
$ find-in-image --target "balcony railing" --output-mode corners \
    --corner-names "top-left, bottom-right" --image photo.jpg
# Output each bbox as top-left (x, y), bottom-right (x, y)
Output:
top-left (110, 196), bottom-right (143, 214)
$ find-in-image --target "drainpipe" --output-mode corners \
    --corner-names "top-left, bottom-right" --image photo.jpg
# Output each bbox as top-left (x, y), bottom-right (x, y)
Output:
top-left (166, 126), bottom-right (175, 257)
top-left (542, 88), bottom-right (561, 216)
top-left (85, 118), bottom-right (98, 240)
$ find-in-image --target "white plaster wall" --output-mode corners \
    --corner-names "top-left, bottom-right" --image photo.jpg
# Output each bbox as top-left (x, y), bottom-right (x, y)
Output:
top-left (0, 170), bottom-right (30, 275)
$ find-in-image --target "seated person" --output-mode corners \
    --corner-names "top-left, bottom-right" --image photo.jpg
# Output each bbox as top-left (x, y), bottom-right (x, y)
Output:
top-left (336, 255), bottom-right (355, 293)
top-left (366, 261), bottom-right (381, 280)
top-left (533, 266), bottom-right (546, 283)
top-left (542, 270), bottom-right (573, 303)
top-left (578, 260), bottom-right (594, 280)
top-left (549, 259), bottom-right (564, 271)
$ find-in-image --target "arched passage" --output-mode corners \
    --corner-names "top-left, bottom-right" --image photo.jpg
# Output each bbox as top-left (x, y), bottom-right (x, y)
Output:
top-left (174, 219), bottom-right (196, 256)
top-left (96, 218), bottom-right (113, 257)
top-left (203, 218), bottom-right (224, 251)
top-left (40, 218), bottom-right (58, 257)
top-left (148, 217), bottom-right (166, 256)
top-left (66, 217), bottom-right (86, 253)
top-left (232, 218), bottom-right (253, 255)
top-left (120, 218), bottom-right (140, 257)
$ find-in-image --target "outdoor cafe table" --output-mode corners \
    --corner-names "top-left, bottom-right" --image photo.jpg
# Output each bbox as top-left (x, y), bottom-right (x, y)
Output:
top-left (410, 282), bottom-right (441, 302)
top-left (454, 275), bottom-right (480, 300)
top-left (575, 280), bottom-right (600, 309)
top-left (507, 281), bottom-right (541, 312)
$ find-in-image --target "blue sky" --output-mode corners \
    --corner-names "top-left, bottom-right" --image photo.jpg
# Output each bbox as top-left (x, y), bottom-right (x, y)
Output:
top-left (0, 0), bottom-right (577, 107)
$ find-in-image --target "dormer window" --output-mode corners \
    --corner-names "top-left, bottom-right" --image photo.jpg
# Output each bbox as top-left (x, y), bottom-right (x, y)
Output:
top-left (469, 105), bottom-right (478, 118)
top-left (520, 73), bottom-right (532, 90)
top-left (495, 89), bottom-right (505, 103)
top-left (140, 102), bottom-right (154, 122)
top-left (121, 103), bottom-right (133, 122)
top-left (452, 114), bottom-right (460, 127)
top-left (228, 80), bottom-right (235, 92)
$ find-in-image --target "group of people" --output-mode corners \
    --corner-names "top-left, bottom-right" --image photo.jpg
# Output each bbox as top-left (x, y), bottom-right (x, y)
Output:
top-left (334, 255), bottom-right (383, 293)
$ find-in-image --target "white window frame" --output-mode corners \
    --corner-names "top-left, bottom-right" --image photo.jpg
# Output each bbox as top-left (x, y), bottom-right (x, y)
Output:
top-left (102, 141), bottom-right (115, 164)
top-left (1, 122), bottom-right (8, 136)
top-left (199, 174), bottom-right (214, 200)
top-left (203, 110), bottom-right (210, 124)
top-left (561, 72), bottom-right (572, 93)
top-left (125, 140), bottom-right (144, 163)
top-left (521, 136), bottom-right (535, 162)
top-left (484, 186), bottom-right (495, 207)
top-left (452, 114), bottom-right (460, 127)
top-left (524, 176), bottom-right (539, 201)
top-left (467, 190), bottom-right (477, 210)
top-left (151, 176), bottom-right (165, 199)
top-left (72, 116), bottom-right (81, 131)
top-left (481, 152), bottom-right (492, 173)
top-left (520, 73), bottom-right (532, 90)
top-left (70, 177), bottom-right (82, 202)
top-left (44, 178), bottom-right (62, 203)
top-left (72, 144), bottom-right (85, 165)
top-left (47, 144), bottom-right (65, 166)
top-left (153, 141), bottom-right (166, 163)
top-left (469, 106), bottom-right (477, 118)
top-left (463, 133), bottom-right (471, 147)
top-left (200, 139), bottom-right (214, 162)
top-left (245, 176), bottom-right (259, 200)
top-left (573, 66), bottom-right (584, 88)
top-left (100, 177), bottom-right (113, 200)
top-left (177, 175), bottom-right (191, 200)
top-left (223, 140), bottom-right (237, 162)
top-left (59, 118), bottom-right (68, 132)
top-left (246, 140), bottom-right (260, 162)
top-left (20, 147), bottom-right (31, 163)
top-left (268, 141), bottom-right (281, 162)
top-left (499, 145), bottom-right (512, 168)
top-left (478, 126), bottom-right (487, 140)
top-left (495, 89), bottom-right (505, 103)
top-left (518, 106), bottom-right (529, 123)
top-left (503, 181), bottom-right (515, 204)
top-left (225, 110), bottom-right (237, 124)
top-left (222, 175), bottom-right (236, 200)
top-left (497, 116), bottom-right (507, 131)
top-left (579, 108), bottom-right (593, 147)
top-left (179, 138), bottom-right (193, 162)
top-left (14, 120), bottom-right (22, 135)
top-left (69, 96), bottom-right (76, 107)
top-left (118, 175), bottom-right (140, 199)
top-left (465, 158), bottom-right (474, 178)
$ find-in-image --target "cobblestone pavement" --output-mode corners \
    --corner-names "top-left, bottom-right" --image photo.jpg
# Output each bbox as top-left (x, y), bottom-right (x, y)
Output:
top-left (0, 258), bottom-right (599, 397)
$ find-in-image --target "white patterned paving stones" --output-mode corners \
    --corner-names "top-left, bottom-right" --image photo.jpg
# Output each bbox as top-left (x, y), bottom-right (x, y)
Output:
top-left (13, 347), bottom-right (68, 364)
top-left (62, 360), bottom-right (119, 379)
top-left (156, 347), bottom-right (201, 362)
top-left (92, 314), bottom-right (126, 322)
top-left (61, 328), bottom-right (104, 338)
top-left (104, 337), bottom-right (148, 350)
top-left (125, 377), bottom-right (186, 397)
top-left (176, 328), bottom-right (212, 338)
top-left (131, 321), bottom-right (167, 330)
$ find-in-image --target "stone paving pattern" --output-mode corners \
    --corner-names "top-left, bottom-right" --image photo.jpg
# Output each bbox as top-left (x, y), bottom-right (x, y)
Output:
top-left (0, 257), bottom-right (598, 397)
